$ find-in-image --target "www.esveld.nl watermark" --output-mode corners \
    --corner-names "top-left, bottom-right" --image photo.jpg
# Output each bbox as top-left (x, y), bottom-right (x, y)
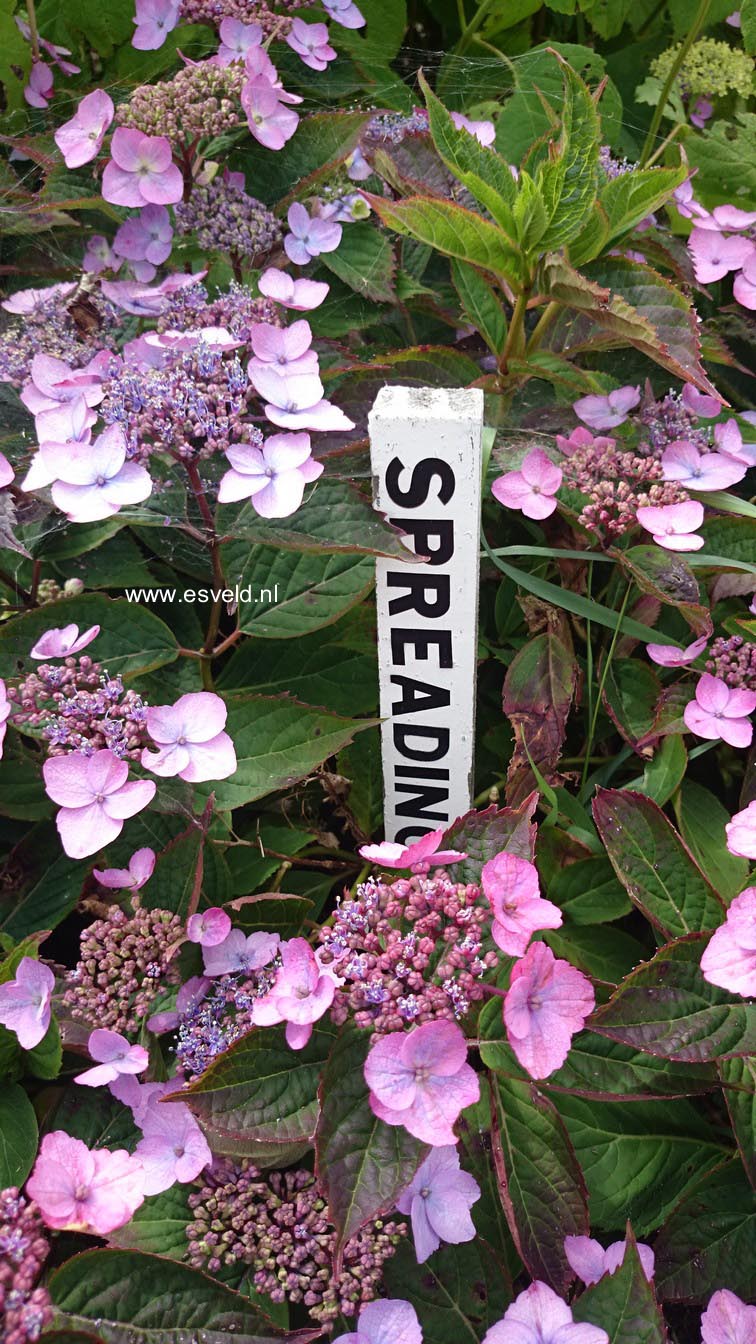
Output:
top-left (124, 585), bottom-right (280, 605)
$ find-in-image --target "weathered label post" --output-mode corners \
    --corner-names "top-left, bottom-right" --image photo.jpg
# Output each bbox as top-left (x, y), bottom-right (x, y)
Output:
top-left (368, 386), bottom-right (485, 843)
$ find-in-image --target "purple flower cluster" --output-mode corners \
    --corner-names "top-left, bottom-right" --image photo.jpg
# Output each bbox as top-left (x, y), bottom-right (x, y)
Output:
top-left (100, 338), bottom-right (256, 462)
top-left (319, 872), bottom-right (499, 1035)
top-left (706, 636), bottom-right (756, 691)
top-left (63, 905), bottom-right (183, 1034)
top-left (0, 1189), bottom-right (52, 1344)
top-left (155, 279), bottom-right (280, 340)
top-left (639, 389), bottom-right (712, 454)
top-left (116, 61), bottom-right (246, 144)
top-left (171, 967), bottom-right (279, 1076)
top-left (174, 178), bottom-right (282, 263)
top-left (186, 1160), bottom-right (406, 1323)
top-left (9, 656), bottom-right (148, 759)
top-left (0, 287), bottom-right (118, 388)
top-left (597, 145), bottom-right (633, 179)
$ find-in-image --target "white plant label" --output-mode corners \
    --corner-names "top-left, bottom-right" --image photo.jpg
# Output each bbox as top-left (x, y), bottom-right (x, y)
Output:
top-left (368, 386), bottom-right (485, 844)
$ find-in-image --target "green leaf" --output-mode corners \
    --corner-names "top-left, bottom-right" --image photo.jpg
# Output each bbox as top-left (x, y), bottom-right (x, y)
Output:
top-left (573, 1234), bottom-right (668, 1344)
top-left (743, 0), bottom-right (756, 50)
top-left (239, 110), bottom-right (369, 207)
top-left (590, 936), bottom-right (756, 1063)
top-left (451, 259), bottom-right (508, 357)
top-left (699, 515), bottom-right (756, 569)
top-left (553, 1094), bottom-right (728, 1234)
top-left (445, 795), bottom-right (537, 884)
top-left (720, 1056), bottom-right (756, 1188)
top-left (194, 694), bottom-right (376, 811)
top-left (142, 828), bottom-right (204, 919)
top-left (601, 658), bottom-right (662, 751)
top-left (219, 479), bottom-right (414, 560)
top-left (227, 894), bottom-right (314, 942)
top-left (686, 113), bottom-right (756, 212)
top-left (0, 1083), bottom-right (38, 1186)
top-left (624, 735), bottom-right (688, 808)
top-left (420, 71), bottom-right (519, 239)
top-left (502, 631), bottom-right (578, 806)
top-left (537, 54), bottom-right (600, 250)
top-left (573, 163), bottom-right (688, 265)
top-left (489, 1072), bottom-right (588, 1292)
top-left (0, 826), bottom-right (84, 938)
top-left (495, 44), bottom-right (622, 162)
top-left (364, 193), bottom-right (522, 284)
top-left (0, 594), bottom-right (178, 682)
top-left (592, 789), bottom-right (726, 938)
top-left (482, 545), bottom-right (673, 644)
top-left (655, 1161), bottom-right (756, 1303)
top-left (221, 546), bottom-right (375, 639)
top-left (0, 3), bottom-right (31, 109)
top-left (315, 1025), bottom-right (427, 1251)
top-left (320, 222), bottom-right (397, 302)
top-left (547, 1032), bottom-right (716, 1101)
top-left (110, 1187), bottom-right (193, 1259)
top-left (383, 1237), bottom-right (512, 1343)
top-left (674, 781), bottom-right (749, 903)
top-left (25, 1014), bottom-right (62, 1080)
top-left (549, 856), bottom-right (631, 925)
top-left (541, 254), bottom-right (720, 398)
top-left (49, 1249), bottom-right (316, 1343)
top-left (179, 1021), bottom-right (337, 1161)
top-left (545, 922), bottom-right (646, 985)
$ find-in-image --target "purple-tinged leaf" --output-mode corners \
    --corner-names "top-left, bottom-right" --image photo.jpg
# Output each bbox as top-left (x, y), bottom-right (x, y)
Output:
top-left (489, 1071), bottom-right (589, 1293)
top-left (592, 789), bottom-right (725, 938)
top-left (502, 632), bottom-right (578, 806)
top-left (177, 1021), bottom-right (338, 1162)
top-left (49, 1249), bottom-right (320, 1343)
top-left (590, 935), bottom-right (756, 1063)
top-left (445, 793), bottom-right (538, 883)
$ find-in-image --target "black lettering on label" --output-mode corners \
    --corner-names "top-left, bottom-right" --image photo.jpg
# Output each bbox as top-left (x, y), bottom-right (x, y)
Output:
top-left (393, 724), bottom-right (450, 761)
top-left (390, 629), bottom-right (453, 668)
top-left (387, 572), bottom-right (451, 619)
top-left (391, 676), bottom-right (451, 716)
top-left (394, 782), bottom-right (450, 821)
top-left (385, 457), bottom-right (455, 507)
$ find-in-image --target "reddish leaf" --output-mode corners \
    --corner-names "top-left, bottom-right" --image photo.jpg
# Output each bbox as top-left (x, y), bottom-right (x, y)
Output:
top-left (502, 632), bottom-right (578, 806)
top-left (445, 793), bottom-right (538, 884)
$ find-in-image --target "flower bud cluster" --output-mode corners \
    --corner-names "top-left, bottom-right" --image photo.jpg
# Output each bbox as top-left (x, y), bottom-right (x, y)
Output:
top-left (185, 1160), bottom-right (406, 1324)
top-left (562, 440), bottom-right (688, 539)
top-left (319, 871), bottom-right (499, 1035)
top-left (117, 62), bottom-right (246, 144)
top-left (155, 279), bottom-right (281, 341)
top-left (180, 0), bottom-right (299, 33)
top-left (9, 656), bottom-right (148, 760)
top-left (707, 635), bottom-right (756, 691)
top-left (64, 905), bottom-right (183, 1034)
top-left (651, 37), bottom-right (753, 101)
top-left (174, 180), bottom-right (282, 264)
top-left (0, 1188), bottom-right (52, 1344)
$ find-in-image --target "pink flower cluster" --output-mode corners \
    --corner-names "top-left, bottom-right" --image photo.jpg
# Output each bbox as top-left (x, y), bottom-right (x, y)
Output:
top-left (700, 886), bottom-right (756, 998)
top-left (687, 202), bottom-right (756, 311)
